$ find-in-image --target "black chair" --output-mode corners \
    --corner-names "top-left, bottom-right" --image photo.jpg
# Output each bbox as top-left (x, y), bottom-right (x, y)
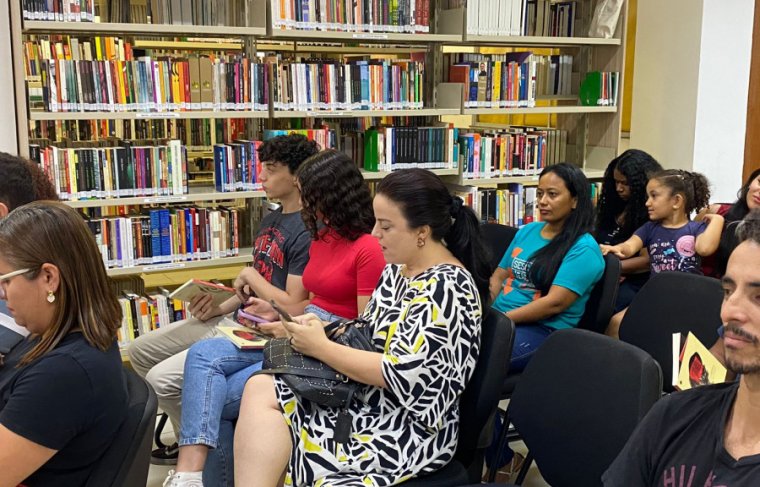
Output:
top-left (619, 271), bottom-right (723, 391)
top-left (577, 253), bottom-right (622, 334)
top-left (84, 367), bottom-right (158, 487)
top-left (401, 307), bottom-right (515, 487)
top-left (495, 329), bottom-right (662, 486)
top-left (481, 223), bottom-right (519, 273)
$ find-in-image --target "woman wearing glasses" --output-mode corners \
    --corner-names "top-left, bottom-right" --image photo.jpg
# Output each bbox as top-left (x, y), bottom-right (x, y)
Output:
top-left (0, 202), bottom-right (127, 487)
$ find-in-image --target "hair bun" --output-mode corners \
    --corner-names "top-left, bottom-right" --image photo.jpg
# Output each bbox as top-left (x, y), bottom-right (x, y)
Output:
top-left (450, 196), bottom-right (464, 218)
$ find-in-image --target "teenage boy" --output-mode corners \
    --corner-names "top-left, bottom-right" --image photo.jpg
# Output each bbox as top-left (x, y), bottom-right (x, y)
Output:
top-left (127, 134), bottom-right (318, 463)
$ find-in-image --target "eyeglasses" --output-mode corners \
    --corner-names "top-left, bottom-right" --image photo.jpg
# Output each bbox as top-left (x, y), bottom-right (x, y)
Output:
top-left (0, 268), bottom-right (32, 299)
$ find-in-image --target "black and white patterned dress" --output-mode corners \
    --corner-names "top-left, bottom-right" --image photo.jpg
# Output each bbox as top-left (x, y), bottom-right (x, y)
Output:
top-left (275, 263), bottom-right (482, 487)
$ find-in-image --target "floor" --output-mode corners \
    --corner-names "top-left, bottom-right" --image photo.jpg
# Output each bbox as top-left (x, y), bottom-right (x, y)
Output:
top-left (145, 408), bottom-right (550, 487)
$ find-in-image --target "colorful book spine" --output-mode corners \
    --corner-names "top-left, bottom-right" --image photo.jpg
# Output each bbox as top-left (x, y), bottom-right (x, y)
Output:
top-left (272, 0), bottom-right (430, 33)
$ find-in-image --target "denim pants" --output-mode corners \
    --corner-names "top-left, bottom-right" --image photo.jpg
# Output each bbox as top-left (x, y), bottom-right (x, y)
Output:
top-left (486, 323), bottom-right (554, 469)
top-left (179, 304), bottom-right (346, 487)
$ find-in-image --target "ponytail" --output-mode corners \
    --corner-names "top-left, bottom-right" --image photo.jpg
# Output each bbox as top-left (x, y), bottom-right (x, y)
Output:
top-left (651, 169), bottom-right (711, 215)
top-left (445, 197), bottom-right (491, 301)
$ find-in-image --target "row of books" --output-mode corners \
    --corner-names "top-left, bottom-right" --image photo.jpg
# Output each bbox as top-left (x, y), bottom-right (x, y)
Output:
top-left (452, 0), bottom-right (576, 37)
top-left (352, 126), bottom-right (458, 172)
top-left (271, 0), bottom-right (431, 33)
top-left (87, 205), bottom-right (242, 269)
top-left (213, 140), bottom-right (264, 192)
top-left (22, 0), bottom-right (96, 21)
top-left (117, 290), bottom-right (188, 347)
top-left (145, 0), bottom-right (250, 26)
top-left (34, 55), bottom-right (269, 113)
top-left (36, 140), bottom-right (187, 201)
top-left (272, 58), bottom-right (425, 111)
top-left (579, 71), bottom-right (620, 107)
top-left (459, 127), bottom-right (567, 179)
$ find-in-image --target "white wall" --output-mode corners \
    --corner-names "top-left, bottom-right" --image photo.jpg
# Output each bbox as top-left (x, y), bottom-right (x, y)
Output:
top-left (0, 0), bottom-right (18, 155)
top-left (692, 0), bottom-right (754, 202)
top-left (631, 0), bottom-right (753, 202)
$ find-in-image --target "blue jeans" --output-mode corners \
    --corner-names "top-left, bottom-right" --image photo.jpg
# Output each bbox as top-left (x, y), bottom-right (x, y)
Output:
top-left (486, 323), bottom-right (554, 469)
top-left (179, 337), bottom-right (264, 487)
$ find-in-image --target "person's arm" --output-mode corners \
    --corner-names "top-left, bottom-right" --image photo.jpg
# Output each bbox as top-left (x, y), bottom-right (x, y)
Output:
top-left (695, 203), bottom-right (723, 221)
top-left (620, 249), bottom-right (650, 274)
top-left (505, 285), bottom-right (579, 323)
top-left (0, 424), bottom-right (57, 487)
top-left (234, 268), bottom-right (309, 307)
top-left (600, 234), bottom-right (644, 259)
top-left (490, 267), bottom-right (509, 302)
top-left (695, 214), bottom-right (724, 257)
top-left (354, 239), bottom-right (386, 317)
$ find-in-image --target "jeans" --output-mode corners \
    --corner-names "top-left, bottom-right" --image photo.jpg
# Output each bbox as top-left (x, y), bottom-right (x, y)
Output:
top-left (486, 323), bottom-right (555, 469)
top-left (179, 338), bottom-right (264, 487)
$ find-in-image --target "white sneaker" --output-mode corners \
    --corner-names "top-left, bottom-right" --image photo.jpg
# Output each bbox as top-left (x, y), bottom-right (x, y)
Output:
top-left (163, 470), bottom-right (204, 487)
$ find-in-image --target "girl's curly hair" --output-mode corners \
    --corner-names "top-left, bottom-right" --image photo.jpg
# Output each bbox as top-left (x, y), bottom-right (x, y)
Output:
top-left (596, 149), bottom-right (662, 242)
top-left (297, 150), bottom-right (374, 241)
top-left (0, 152), bottom-right (58, 210)
top-left (652, 169), bottom-right (711, 215)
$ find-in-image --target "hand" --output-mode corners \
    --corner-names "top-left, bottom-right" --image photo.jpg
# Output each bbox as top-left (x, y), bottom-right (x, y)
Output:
top-left (282, 313), bottom-right (330, 358)
top-left (188, 293), bottom-right (222, 322)
top-left (702, 213), bottom-right (724, 225)
top-left (244, 320), bottom-right (288, 338)
top-left (233, 267), bottom-right (261, 304)
top-left (600, 244), bottom-right (625, 258)
top-left (240, 297), bottom-right (278, 322)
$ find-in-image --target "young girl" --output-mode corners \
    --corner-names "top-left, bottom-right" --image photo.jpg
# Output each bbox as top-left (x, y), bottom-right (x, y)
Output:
top-left (595, 149), bottom-right (663, 311)
top-left (601, 169), bottom-right (724, 338)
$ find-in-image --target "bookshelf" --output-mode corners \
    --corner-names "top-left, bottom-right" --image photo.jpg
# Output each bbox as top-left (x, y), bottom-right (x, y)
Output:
top-left (106, 250), bottom-right (253, 277)
top-left (64, 188), bottom-right (266, 208)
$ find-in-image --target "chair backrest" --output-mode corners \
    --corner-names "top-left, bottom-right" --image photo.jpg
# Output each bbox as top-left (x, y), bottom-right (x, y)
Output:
top-left (619, 271), bottom-right (723, 390)
top-left (84, 367), bottom-right (157, 487)
top-left (577, 253), bottom-right (621, 333)
top-left (481, 223), bottom-right (518, 273)
top-left (455, 307), bottom-right (515, 474)
top-left (509, 329), bottom-right (662, 487)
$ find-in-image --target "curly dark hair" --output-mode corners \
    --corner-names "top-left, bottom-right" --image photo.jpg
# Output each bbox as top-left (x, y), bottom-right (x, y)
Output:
top-left (257, 134), bottom-right (320, 174)
top-left (596, 149), bottom-right (662, 243)
top-left (652, 169), bottom-right (711, 216)
top-left (725, 168), bottom-right (760, 223)
top-left (0, 152), bottom-right (59, 210)
top-left (297, 150), bottom-right (375, 241)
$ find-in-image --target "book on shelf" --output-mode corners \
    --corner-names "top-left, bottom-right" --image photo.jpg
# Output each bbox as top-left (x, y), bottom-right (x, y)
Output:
top-left (271, 0), bottom-right (430, 33)
top-left (263, 128), bottom-right (335, 151)
top-left (86, 204), bottom-right (241, 269)
top-left (36, 139), bottom-right (187, 201)
top-left (22, 0), bottom-right (96, 22)
top-left (25, 36), bottom-right (269, 113)
top-left (169, 278), bottom-right (236, 306)
top-left (445, 0), bottom-right (576, 37)
top-left (213, 140), bottom-right (264, 192)
top-left (672, 332), bottom-right (728, 391)
top-left (361, 126), bottom-right (458, 172)
top-left (459, 126), bottom-right (566, 179)
top-left (117, 287), bottom-right (188, 347)
top-left (579, 71), bottom-right (619, 107)
top-left (217, 325), bottom-right (269, 350)
top-left (271, 56), bottom-right (425, 112)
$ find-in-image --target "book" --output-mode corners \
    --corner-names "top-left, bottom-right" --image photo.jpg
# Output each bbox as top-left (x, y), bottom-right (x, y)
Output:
top-left (217, 325), bottom-right (268, 350)
top-left (169, 279), bottom-right (236, 307)
top-left (672, 332), bottom-right (728, 390)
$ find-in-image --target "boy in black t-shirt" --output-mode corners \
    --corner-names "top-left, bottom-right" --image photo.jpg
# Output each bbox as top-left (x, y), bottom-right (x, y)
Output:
top-left (604, 211), bottom-right (760, 487)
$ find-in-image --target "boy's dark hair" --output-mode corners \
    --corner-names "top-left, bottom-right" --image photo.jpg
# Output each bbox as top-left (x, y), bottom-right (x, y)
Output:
top-left (0, 152), bottom-right (58, 210)
top-left (736, 208), bottom-right (760, 245)
top-left (596, 149), bottom-right (662, 242)
top-left (257, 134), bottom-right (320, 174)
top-left (651, 169), bottom-right (711, 215)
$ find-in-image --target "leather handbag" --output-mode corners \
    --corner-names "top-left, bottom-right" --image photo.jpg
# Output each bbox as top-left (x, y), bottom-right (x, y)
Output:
top-left (255, 318), bottom-right (374, 442)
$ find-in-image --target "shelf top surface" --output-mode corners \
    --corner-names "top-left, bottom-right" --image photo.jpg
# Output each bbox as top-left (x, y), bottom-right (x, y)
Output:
top-left (23, 21), bottom-right (267, 36)
top-left (106, 251), bottom-right (253, 276)
top-left (65, 189), bottom-right (266, 208)
top-left (28, 110), bottom-right (271, 121)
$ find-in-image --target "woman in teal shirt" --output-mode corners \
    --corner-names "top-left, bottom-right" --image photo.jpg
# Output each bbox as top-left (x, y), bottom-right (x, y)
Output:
top-left (490, 162), bottom-right (604, 372)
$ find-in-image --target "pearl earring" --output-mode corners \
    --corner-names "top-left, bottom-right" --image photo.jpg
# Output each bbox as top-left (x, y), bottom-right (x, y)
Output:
top-left (47, 291), bottom-right (55, 303)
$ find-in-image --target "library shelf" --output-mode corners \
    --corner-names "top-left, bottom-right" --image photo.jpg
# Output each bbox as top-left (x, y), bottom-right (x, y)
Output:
top-left (461, 170), bottom-right (606, 187)
top-left (23, 21), bottom-right (266, 37)
top-left (360, 168), bottom-right (459, 180)
top-left (64, 189), bottom-right (266, 208)
top-left (462, 106), bottom-right (618, 115)
top-left (28, 110), bottom-right (271, 121)
top-left (106, 250), bottom-right (254, 277)
top-left (272, 108), bottom-right (460, 118)
top-left (460, 34), bottom-right (622, 47)
top-left (267, 29), bottom-right (460, 44)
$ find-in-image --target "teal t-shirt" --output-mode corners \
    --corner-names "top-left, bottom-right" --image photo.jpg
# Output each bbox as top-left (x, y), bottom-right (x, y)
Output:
top-left (492, 222), bottom-right (604, 330)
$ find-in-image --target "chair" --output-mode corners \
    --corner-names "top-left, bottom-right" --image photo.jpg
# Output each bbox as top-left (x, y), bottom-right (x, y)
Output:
top-left (400, 307), bottom-right (515, 487)
top-left (619, 271), bottom-right (723, 391)
top-left (577, 253), bottom-right (622, 334)
top-left (84, 367), bottom-right (158, 487)
top-left (481, 223), bottom-right (519, 273)
top-left (496, 329), bottom-right (662, 486)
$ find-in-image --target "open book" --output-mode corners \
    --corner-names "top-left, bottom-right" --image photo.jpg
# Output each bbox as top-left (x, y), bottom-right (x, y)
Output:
top-left (672, 332), bottom-right (728, 390)
top-left (217, 325), bottom-right (268, 350)
top-left (169, 279), bottom-right (236, 307)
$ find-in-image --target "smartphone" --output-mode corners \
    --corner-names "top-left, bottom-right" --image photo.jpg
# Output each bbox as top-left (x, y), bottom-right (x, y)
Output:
top-left (236, 308), bottom-right (268, 324)
top-left (269, 299), bottom-right (295, 324)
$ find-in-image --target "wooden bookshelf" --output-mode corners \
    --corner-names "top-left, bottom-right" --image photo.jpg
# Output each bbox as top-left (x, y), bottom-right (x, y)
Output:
top-left (106, 250), bottom-right (253, 277)
top-left (461, 170), bottom-right (606, 187)
top-left (28, 110), bottom-right (271, 121)
top-left (267, 29), bottom-right (461, 44)
top-left (272, 108), bottom-right (460, 119)
top-left (23, 21), bottom-right (266, 37)
top-left (64, 188), bottom-right (266, 208)
top-left (361, 168), bottom-right (459, 181)
top-left (462, 106), bottom-right (618, 115)
top-left (460, 34), bottom-right (621, 47)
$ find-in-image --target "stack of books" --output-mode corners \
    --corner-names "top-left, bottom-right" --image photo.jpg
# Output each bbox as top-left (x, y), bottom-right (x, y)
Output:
top-left (271, 0), bottom-right (431, 33)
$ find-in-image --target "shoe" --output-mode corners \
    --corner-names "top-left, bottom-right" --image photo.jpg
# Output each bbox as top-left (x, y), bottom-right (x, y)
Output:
top-left (151, 442), bottom-right (179, 465)
top-left (483, 452), bottom-right (526, 483)
top-left (163, 470), bottom-right (204, 487)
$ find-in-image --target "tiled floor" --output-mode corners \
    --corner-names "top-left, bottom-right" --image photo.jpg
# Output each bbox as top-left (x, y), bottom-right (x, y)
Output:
top-left (145, 411), bottom-right (550, 487)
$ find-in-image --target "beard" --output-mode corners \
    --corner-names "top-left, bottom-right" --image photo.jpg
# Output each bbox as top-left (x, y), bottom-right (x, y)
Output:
top-left (723, 323), bottom-right (760, 375)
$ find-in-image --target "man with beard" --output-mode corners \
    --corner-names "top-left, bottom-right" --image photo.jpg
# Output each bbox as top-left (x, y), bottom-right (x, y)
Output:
top-left (604, 209), bottom-right (760, 486)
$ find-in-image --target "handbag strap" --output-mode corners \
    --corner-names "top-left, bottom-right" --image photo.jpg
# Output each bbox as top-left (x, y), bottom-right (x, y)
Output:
top-left (255, 366), bottom-right (349, 383)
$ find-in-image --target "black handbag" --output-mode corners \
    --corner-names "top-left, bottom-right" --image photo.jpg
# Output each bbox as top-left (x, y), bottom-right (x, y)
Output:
top-left (255, 318), bottom-right (374, 443)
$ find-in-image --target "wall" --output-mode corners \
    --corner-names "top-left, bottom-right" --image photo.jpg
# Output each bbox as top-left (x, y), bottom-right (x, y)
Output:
top-left (0, 0), bottom-right (18, 154)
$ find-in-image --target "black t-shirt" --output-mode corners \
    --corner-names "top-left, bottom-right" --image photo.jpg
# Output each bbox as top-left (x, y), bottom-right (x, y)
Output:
top-left (603, 382), bottom-right (760, 486)
top-left (251, 208), bottom-right (311, 289)
top-left (0, 332), bottom-right (127, 487)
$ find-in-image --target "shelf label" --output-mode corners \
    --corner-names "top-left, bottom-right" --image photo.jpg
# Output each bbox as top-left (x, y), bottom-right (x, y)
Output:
top-left (352, 33), bottom-right (388, 40)
top-left (305, 111), bottom-right (351, 117)
top-left (142, 263), bottom-right (187, 272)
top-left (143, 195), bottom-right (189, 203)
top-left (136, 112), bottom-right (181, 119)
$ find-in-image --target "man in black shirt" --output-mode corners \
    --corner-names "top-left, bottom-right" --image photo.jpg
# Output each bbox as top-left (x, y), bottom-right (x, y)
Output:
top-left (604, 210), bottom-right (760, 486)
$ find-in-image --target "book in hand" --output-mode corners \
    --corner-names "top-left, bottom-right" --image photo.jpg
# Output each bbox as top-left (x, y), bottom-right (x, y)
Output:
top-left (217, 325), bottom-right (268, 350)
top-left (672, 332), bottom-right (728, 390)
top-left (169, 279), bottom-right (236, 307)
